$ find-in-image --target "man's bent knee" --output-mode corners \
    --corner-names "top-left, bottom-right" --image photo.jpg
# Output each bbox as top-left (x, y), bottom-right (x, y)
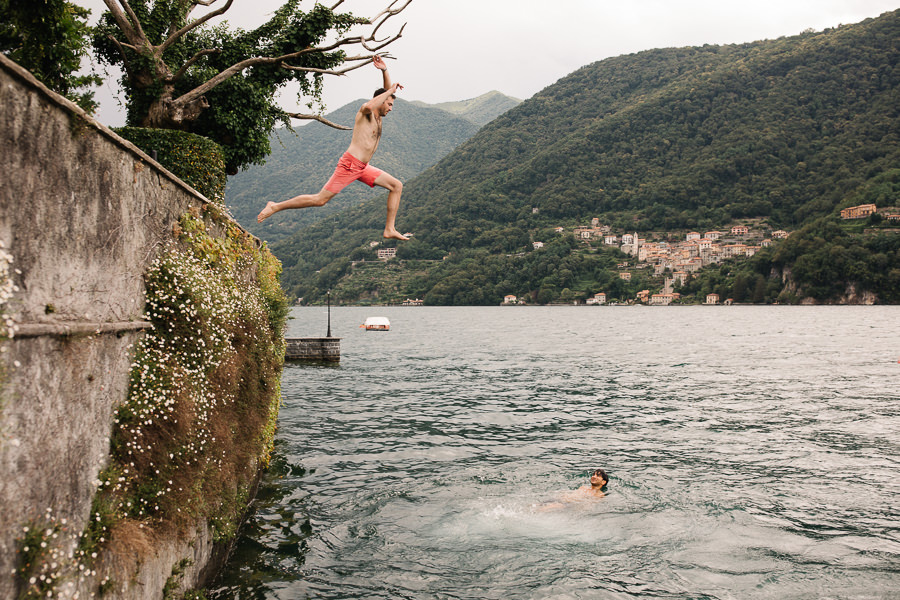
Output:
top-left (313, 191), bottom-right (335, 206)
top-left (376, 174), bottom-right (402, 193)
top-left (386, 179), bottom-right (403, 194)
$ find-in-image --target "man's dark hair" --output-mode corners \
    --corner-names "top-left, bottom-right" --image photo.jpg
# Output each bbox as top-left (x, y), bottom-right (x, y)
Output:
top-left (592, 468), bottom-right (608, 483)
top-left (374, 87), bottom-right (396, 99)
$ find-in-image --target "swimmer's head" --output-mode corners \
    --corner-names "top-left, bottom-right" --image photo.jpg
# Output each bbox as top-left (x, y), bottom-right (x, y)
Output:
top-left (374, 87), bottom-right (397, 99)
top-left (590, 468), bottom-right (608, 488)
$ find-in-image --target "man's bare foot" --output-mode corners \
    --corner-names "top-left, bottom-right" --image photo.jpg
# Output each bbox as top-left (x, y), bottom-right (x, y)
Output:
top-left (257, 202), bottom-right (277, 223)
top-left (383, 229), bottom-right (410, 241)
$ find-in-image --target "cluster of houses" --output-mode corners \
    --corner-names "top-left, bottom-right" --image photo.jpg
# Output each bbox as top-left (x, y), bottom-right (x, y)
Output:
top-left (505, 219), bottom-right (794, 306)
top-left (510, 286), bottom-right (729, 307)
top-left (564, 218), bottom-right (790, 279)
top-left (839, 203), bottom-right (900, 221)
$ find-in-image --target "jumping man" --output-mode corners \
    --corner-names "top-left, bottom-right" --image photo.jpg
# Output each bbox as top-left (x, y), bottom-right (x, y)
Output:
top-left (257, 55), bottom-right (408, 240)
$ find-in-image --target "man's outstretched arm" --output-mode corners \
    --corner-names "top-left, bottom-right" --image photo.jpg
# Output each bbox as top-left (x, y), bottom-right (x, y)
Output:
top-left (362, 58), bottom-right (402, 115)
top-left (374, 54), bottom-right (392, 89)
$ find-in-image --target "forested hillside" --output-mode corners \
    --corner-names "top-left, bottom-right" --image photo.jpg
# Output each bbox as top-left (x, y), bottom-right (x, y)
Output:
top-left (272, 10), bottom-right (900, 305)
top-left (226, 92), bottom-right (520, 241)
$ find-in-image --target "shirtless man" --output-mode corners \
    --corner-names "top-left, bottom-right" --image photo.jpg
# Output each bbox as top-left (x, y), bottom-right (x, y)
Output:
top-left (570, 468), bottom-right (609, 498)
top-left (536, 468), bottom-right (609, 511)
top-left (257, 55), bottom-right (408, 240)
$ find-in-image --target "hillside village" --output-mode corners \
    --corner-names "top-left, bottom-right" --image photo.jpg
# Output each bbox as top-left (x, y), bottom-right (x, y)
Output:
top-left (502, 219), bottom-right (786, 307)
top-left (502, 203), bottom-right (899, 307)
top-left (344, 201), bottom-right (897, 308)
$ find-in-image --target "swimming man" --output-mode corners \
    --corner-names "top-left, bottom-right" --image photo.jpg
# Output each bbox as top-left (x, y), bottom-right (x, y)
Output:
top-left (256, 55), bottom-right (408, 240)
top-left (569, 468), bottom-right (609, 499)
top-left (537, 468), bottom-right (609, 511)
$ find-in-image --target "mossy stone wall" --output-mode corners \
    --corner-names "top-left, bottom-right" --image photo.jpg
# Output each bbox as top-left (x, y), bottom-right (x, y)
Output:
top-left (0, 53), bottom-right (285, 599)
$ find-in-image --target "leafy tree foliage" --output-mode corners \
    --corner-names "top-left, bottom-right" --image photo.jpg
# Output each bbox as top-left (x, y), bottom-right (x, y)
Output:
top-left (0, 0), bottom-right (101, 112)
top-left (115, 126), bottom-right (227, 203)
top-left (93, 0), bottom-right (406, 173)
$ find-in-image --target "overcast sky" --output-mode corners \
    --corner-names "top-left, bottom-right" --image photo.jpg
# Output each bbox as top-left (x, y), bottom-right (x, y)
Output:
top-left (74, 0), bottom-right (898, 126)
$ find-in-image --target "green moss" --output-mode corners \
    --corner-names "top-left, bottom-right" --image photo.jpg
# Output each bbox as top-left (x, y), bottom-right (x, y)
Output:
top-left (207, 484), bottom-right (252, 543)
top-left (114, 127), bottom-right (227, 204)
top-left (78, 465), bottom-right (119, 559)
top-left (162, 558), bottom-right (193, 600)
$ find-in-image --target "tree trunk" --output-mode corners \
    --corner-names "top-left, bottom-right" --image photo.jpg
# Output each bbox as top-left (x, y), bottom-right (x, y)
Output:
top-left (141, 81), bottom-right (208, 129)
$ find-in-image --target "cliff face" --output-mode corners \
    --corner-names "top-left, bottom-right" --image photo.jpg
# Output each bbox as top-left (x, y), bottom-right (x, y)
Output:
top-left (0, 54), bottom-right (285, 599)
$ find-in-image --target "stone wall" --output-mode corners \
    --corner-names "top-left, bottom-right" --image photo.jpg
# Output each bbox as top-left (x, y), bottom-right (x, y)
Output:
top-left (285, 337), bottom-right (342, 361)
top-left (0, 54), bottom-right (248, 598)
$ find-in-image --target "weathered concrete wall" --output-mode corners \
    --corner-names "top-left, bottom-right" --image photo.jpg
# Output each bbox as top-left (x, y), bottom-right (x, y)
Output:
top-left (0, 54), bottom-right (240, 598)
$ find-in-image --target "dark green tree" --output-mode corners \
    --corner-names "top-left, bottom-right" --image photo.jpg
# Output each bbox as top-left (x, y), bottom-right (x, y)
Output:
top-left (93, 0), bottom-right (410, 172)
top-left (751, 274), bottom-right (767, 304)
top-left (0, 0), bottom-right (101, 112)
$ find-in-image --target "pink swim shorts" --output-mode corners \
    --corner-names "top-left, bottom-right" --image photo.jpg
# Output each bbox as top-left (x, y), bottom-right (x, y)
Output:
top-left (324, 152), bottom-right (383, 194)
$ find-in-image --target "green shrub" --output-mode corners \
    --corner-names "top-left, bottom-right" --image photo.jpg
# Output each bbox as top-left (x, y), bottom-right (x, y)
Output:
top-left (114, 127), bottom-right (226, 204)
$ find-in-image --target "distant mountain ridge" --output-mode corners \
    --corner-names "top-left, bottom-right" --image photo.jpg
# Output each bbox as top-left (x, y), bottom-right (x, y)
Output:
top-left (225, 91), bottom-right (521, 241)
top-left (269, 9), bottom-right (900, 306)
top-left (409, 91), bottom-right (522, 126)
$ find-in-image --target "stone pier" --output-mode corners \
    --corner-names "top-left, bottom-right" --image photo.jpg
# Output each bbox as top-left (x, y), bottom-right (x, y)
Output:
top-left (285, 337), bottom-right (341, 361)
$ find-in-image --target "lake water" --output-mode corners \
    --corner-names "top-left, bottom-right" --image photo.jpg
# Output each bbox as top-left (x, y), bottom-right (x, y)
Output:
top-left (210, 306), bottom-right (900, 599)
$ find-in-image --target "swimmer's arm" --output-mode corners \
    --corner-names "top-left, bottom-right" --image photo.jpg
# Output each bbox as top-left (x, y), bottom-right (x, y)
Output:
top-left (535, 501), bottom-right (565, 512)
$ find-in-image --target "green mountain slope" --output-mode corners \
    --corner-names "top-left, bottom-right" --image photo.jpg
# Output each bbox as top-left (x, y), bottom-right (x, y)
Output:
top-left (226, 92), bottom-right (520, 241)
top-left (273, 10), bottom-right (900, 305)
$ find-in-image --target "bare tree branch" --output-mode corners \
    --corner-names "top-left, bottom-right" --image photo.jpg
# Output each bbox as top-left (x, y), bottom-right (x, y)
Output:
top-left (369, 0), bottom-right (413, 39)
top-left (174, 55), bottom-right (280, 107)
top-left (360, 23), bottom-right (407, 52)
top-left (369, 0), bottom-right (413, 25)
top-left (107, 34), bottom-right (139, 54)
top-left (281, 55), bottom-right (378, 76)
top-left (286, 112), bottom-right (351, 130)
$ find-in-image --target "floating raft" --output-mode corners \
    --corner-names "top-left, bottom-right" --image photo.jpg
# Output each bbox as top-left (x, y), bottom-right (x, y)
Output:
top-left (285, 337), bottom-right (341, 362)
top-left (361, 316), bottom-right (390, 331)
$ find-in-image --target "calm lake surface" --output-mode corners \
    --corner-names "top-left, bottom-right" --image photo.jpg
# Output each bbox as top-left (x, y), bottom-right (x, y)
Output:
top-left (210, 306), bottom-right (900, 599)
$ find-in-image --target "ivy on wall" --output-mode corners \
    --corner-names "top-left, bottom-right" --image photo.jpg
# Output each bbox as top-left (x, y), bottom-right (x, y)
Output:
top-left (114, 127), bottom-right (227, 204)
